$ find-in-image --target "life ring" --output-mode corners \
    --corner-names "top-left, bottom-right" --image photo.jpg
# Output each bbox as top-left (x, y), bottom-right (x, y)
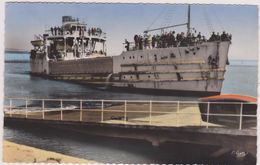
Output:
top-left (66, 31), bottom-right (70, 35)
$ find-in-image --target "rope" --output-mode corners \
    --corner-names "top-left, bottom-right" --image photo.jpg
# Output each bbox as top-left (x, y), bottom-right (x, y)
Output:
top-left (160, 7), bottom-right (175, 29)
top-left (211, 8), bottom-right (224, 31)
top-left (203, 7), bottom-right (215, 33)
top-left (146, 6), bottom-right (167, 32)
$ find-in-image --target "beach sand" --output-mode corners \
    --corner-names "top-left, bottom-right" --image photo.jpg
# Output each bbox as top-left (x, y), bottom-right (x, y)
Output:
top-left (3, 140), bottom-right (97, 163)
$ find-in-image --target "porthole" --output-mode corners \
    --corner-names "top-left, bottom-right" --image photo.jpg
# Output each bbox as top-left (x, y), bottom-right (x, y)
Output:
top-left (133, 56), bottom-right (135, 59)
top-left (148, 75), bottom-right (150, 78)
top-left (130, 76), bottom-right (133, 79)
top-left (129, 56), bottom-right (131, 59)
top-left (123, 57), bottom-right (125, 60)
top-left (140, 56), bottom-right (143, 58)
top-left (170, 53), bottom-right (176, 58)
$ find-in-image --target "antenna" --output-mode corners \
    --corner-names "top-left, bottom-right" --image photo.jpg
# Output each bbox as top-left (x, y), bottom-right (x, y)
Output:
top-left (187, 5), bottom-right (191, 35)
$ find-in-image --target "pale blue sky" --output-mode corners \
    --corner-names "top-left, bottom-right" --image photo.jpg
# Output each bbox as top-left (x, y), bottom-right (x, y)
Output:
top-left (5, 3), bottom-right (258, 60)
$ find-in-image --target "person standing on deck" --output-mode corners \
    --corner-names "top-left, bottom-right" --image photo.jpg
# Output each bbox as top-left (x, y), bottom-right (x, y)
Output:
top-left (139, 35), bottom-right (143, 50)
top-left (152, 35), bottom-right (156, 48)
top-left (172, 31), bottom-right (176, 47)
top-left (147, 34), bottom-right (152, 49)
top-left (50, 27), bottom-right (54, 36)
top-left (54, 26), bottom-right (57, 36)
top-left (134, 35), bottom-right (139, 50)
top-left (125, 39), bottom-right (130, 51)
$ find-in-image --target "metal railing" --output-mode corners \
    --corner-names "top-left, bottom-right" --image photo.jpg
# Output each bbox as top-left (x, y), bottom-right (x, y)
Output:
top-left (3, 97), bottom-right (257, 130)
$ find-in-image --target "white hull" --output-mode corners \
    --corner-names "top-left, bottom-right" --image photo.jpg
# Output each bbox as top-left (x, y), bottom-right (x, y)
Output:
top-left (111, 41), bottom-right (230, 93)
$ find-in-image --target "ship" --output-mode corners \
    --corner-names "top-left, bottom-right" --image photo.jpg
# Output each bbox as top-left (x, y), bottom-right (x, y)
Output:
top-left (30, 6), bottom-right (231, 96)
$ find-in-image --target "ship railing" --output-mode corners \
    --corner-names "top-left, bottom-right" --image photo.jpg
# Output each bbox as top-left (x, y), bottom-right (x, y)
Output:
top-left (4, 97), bottom-right (257, 130)
top-left (87, 32), bottom-right (106, 39)
top-left (123, 39), bottom-right (209, 52)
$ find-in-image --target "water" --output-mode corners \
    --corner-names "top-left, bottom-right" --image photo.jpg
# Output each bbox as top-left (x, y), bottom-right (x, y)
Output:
top-left (3, 53), bottom-right (257, 163)
top-left (5, 125), bottom-right (222, 164)
top-left (222, 65), bottom-right (257, 96)
top-left (4, 52), bottom-right (29, 61)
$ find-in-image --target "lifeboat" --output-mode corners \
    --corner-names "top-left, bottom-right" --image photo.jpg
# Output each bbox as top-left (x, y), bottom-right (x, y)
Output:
top-left (198, 94), bottom-right (257, 128)
top-left (31, 40), bottom-right (44, 47)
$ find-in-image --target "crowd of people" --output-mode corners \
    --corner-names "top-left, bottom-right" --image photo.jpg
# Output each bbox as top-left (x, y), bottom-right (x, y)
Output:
top-left (49, 26), bottom-right (103, 37)
top-left (208, 31), bottom-right (232, 42)
top-left (88, 27), bottom-right (103, 36)
top-left (50, 26), bottom-right (63, 36)
top-left (125, 31), bottom-right (232, 51)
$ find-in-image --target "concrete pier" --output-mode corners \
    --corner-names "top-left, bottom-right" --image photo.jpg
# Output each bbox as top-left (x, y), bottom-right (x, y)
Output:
top-left (5, 117), bottom-right (256, 157)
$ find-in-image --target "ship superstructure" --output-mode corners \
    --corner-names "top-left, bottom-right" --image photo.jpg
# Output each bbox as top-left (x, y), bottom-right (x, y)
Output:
top-left (30, 7), bottom-right (231, 96)
top-left (30, 16), bottom-right (111, 78)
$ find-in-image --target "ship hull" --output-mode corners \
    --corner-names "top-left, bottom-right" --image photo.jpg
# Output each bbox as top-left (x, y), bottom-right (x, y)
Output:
top-left (107, 85), bottom-right (220, 96)
top-left (29, 73), bottom-right (221, 97)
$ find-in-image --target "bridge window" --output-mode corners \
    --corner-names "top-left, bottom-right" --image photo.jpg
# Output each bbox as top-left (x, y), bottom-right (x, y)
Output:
top-left (71, 26), bottom-right (76, 31)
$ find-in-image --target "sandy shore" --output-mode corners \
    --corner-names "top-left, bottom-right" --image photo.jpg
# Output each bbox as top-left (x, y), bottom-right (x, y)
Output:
top-left (3, 140), bottom-right (97, 163)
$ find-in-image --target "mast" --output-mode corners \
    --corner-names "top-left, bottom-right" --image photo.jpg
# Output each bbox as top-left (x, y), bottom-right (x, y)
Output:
top-left (144, 23), bottom-right (188, 34)
top-left (187, 5), bottom-right (191, 35)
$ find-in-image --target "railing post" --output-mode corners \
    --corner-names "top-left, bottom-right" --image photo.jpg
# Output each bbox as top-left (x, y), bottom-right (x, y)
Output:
top-left (206, 102), bottom-right (210, 128)
top-left (9, 99), bottom-right (12, 117)
top-left (60, 99), bottom-right (63, 121)
top-left (124, 100), bottom-right (127, 124)
top-left (149, 100), bottom-right (152, 125)
top-left (239, 103), bottom-right (243, 130)
top-left (42, 99), bottom-right (45, 119)
top-left (176, 101), bottom-right (180, 127)
top-left (25, 99), bottom-right (28, 119)
top-left (80, 100), bottom-right (82, 122)
top-left (101, 100), bottom-right (104, 122)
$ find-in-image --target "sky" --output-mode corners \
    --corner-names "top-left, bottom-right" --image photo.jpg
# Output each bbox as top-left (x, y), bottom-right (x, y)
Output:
top-left (5, 3), bottom-right (258, 60)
